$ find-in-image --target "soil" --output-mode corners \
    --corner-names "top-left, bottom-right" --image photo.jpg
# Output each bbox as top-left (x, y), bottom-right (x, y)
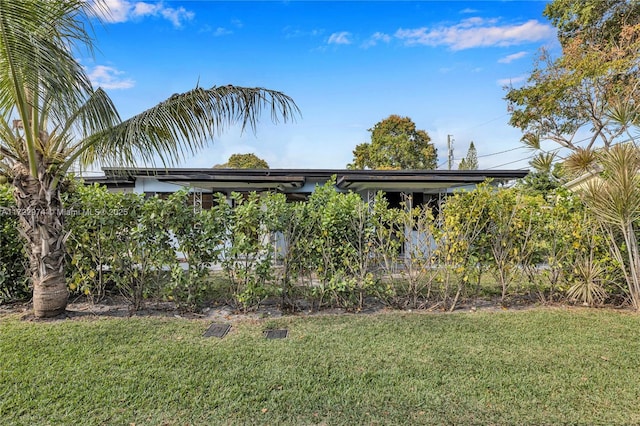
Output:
top-left (1, 293), bottom-right (553, 323)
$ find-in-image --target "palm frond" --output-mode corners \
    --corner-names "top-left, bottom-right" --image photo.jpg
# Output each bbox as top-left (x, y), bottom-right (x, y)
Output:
top-left (529, 151), bottom-right (556, 173)
top-left (0, 114), bottom-right (21, 162)
top-left (521, 133), bottom-right (541, 150)
top-left (606, 99), bottom-right (639, 128)
top-left (58, 88), bottom-right (121, 165)
top-left (0, 0), bottom-right (101, 175)
top-left (564, 147), bottom-right (599, 175)
top-left (0, 0), bottom-right (97, 113)
top-left (582, 143), bottom-right (640, 226)
top-left (78, 85), bottom-right (301, 168)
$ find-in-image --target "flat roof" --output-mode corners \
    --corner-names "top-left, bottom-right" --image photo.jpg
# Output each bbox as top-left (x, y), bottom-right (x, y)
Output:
top-left (86, 167), bottom-right (529, 192)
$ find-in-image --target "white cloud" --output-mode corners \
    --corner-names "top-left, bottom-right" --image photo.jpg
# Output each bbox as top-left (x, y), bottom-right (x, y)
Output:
top-left (87, 65), bottom-right (135, 89)
top-left (395, 18), bottom-right (555, 50)
top-left (498, 51), bottom-right (528, 64)
top-left (95, 0), bottom-right (127, 22)
top-left (160, 6), bottom-right (194, 27)
top-left (362, 32), bottom-right (391, 48)
top-left (497, 75), bottom-right (527, 86)
top-left (132, 2), bottom-right (157, 17)
top-left (213, 27), bottom-right (233, 37)
top-left (459, 17), bottom-right (498, 28)
top-left (283, 26), bottom-right (324, 39)
top-left (328, 31), bottom-right (352, 45)
top-left (200, 20), bottom-right (240, 37)
top-left (98, 0), bottom-right (194, 28)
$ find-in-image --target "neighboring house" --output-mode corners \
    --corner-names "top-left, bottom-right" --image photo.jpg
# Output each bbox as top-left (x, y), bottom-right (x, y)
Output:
top-left (87, 167), bottom-right (528, 212)
top-left (564, 166), bottom-right (603, 192)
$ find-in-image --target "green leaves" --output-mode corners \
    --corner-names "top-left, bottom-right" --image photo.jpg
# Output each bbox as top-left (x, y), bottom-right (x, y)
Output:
top-left (220, 192), bottom-right (279, 311)
top-left (458, 142), bottom-right (478, 170)
top-left (3, 176), bottom-right (629, 311)
top-left (213, 153), bottom-right (269, 169)
top-left (0, 0), bottom-right (301, 316)
top-left (507, 1), bottom-right (640, 156)
top-left (348, 115), bottom-right (437, 170)
top-left (0, 184), bottom-right (29, 302)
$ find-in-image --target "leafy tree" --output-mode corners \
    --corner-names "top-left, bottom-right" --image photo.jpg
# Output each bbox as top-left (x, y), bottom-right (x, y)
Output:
top-left (348, 115), bottom-right (437, 170)
top-left (516, 160), bottom-right (564, 196)
top-left (515, 147), bottom-right (564, 221)
top-left (0, 0), bottom-right (299, 317)
top-left (213, 153), bottom-right (269, 169)
top-left (458, 141), bottom-right (478, 170)
top-left (64, 183), bottom-right (131, 303)
top-left (505, 0), bottom-right (640, 169)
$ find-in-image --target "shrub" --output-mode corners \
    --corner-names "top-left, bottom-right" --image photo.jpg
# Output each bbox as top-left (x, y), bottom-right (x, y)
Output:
top-left (220, 192), bottom-right (280, 311)
top-left (162, 189), bottom-right (226, 310)
top-left (0, 184), bottom-right (29, 303)
top-left (64, 184), bottom-right (176, 310)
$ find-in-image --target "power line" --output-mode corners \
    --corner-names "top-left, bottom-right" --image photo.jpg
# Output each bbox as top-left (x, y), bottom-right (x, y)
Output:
top-left (442, 114), bottom-right (600, 169)
top-left (462, 113), bottom-right (511, 131)
top-left (477, 146), bottom-right (526, 158)
top-left (487, 156), bottom-right (534, 169)
top-left (477, 132), bottom-right (600, 168)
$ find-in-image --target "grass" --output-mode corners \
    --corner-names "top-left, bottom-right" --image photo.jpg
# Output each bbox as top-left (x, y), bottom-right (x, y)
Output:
top-left (1, 308), bottom-right (640, 425)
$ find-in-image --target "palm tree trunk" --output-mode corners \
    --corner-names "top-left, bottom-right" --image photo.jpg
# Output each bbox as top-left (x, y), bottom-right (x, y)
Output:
top-left (13, 166), bottom-right (68, 318)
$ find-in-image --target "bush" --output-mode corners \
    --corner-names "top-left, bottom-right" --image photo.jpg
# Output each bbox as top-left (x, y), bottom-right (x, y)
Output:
top-left (0, 184), bottom-right (29, 303)
top-left (64, 184), bottom-right (176, 309)
top-left (220, 192), bottom-right (280, 312)
top-left (162, 190), bottom-right (226, 311)
top-left (56, 179), bottom-right (631, 312)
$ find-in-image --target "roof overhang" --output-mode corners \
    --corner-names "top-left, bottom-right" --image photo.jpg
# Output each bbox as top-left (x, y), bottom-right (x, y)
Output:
top-left (335, 172), bottom-right (521, 192)
top-left (157, 174), bottom-right (306, 192)
top-left (94, 167), bottom-right (529, 193)
top-left (564, 166), bottom-right (603, 191)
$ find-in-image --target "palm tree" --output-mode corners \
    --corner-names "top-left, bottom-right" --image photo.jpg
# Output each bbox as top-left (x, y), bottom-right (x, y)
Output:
top-left (0, 0), bottom-right (300, 317)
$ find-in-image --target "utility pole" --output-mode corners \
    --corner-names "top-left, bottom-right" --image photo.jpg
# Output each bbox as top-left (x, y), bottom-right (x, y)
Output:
top-left (447, 134), bottom-right (454, 170)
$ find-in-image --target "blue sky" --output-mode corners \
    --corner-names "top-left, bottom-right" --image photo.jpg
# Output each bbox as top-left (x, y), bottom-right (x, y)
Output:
top-left (82, 0), bottom-right (559, 171)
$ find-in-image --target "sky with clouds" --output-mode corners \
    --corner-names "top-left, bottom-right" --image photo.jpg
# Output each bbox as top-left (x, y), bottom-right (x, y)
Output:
top-left (82, 0), bottom-right (559, 171)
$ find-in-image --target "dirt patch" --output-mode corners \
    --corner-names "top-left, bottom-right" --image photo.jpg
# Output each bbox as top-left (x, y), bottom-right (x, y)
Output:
top-left (1, 294), bottom-right (558, 323)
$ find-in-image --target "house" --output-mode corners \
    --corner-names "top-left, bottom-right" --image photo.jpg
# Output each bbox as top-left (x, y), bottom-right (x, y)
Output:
top-left (84, 167), bottom-right (528, 265)
top-left (87, 167), bottom-right (529, 212)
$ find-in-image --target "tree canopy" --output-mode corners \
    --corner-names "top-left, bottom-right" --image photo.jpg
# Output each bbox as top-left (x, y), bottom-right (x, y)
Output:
top-left (214, 153), bottom-right (269, 169)
top-left (458, 141), bottom-right (478, 170)
top-left (348, 115), bottom-right (437, 170)
top-left (505, 0), bottom-right (640, 172)
top-left (545, 0), bottom-right (640, 45)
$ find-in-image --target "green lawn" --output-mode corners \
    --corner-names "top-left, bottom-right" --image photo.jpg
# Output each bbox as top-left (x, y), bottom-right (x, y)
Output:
top-left (1, 308), bottom-right (639, 425)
